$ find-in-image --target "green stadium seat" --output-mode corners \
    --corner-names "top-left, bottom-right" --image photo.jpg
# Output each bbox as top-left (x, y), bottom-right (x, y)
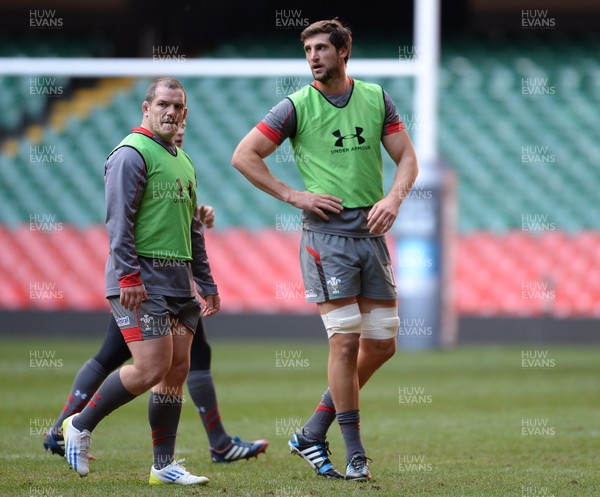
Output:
top-left (1, 34), bottom-right (598, 233)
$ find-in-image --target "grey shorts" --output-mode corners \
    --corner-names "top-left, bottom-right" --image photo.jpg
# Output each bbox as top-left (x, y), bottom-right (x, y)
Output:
top-left (108, 294), bottom-right (201, 343)
top-left (299, 230), bottom-right (397, 303)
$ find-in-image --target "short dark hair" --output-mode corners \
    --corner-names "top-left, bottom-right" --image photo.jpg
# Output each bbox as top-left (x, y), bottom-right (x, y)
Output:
top-left (300, 18), bottom-right (352, 64)
top-left (145, 77), bottom-right (186, 104)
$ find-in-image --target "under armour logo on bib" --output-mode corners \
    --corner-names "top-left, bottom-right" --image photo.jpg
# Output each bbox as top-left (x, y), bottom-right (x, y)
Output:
top-left (332, 127), bottom-right (365, 147)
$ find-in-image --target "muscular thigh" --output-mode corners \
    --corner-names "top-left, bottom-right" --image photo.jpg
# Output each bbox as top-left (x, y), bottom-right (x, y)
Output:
top-left (170, 319), bottom-right (193, 367)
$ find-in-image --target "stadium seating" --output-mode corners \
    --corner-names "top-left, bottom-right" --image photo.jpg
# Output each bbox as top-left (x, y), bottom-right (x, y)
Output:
top-left (1, 34), bottom-right (599, 316)
top-left (0, 35), bottom-right (110, 134)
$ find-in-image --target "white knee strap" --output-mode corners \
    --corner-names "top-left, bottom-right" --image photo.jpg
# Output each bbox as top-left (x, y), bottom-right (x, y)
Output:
top-left (361, 307), bottom-right (400, 340)
top-left (320, 303), bottom-right (362, 339)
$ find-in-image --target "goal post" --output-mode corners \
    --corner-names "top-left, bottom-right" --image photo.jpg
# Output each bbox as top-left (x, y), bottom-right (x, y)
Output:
top-left (395, 0), bottom-right (458, 349)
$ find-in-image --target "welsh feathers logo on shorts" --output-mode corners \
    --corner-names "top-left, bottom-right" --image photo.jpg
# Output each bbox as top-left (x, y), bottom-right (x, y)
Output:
top-left (140, 314), bottom-right (153, 332)
top-left (327, 276), bottom-right (342, 295)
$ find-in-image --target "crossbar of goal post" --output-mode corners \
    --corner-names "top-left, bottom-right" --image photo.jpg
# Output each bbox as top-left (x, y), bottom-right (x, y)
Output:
top-left (0, 0), bottom-right (455, 347)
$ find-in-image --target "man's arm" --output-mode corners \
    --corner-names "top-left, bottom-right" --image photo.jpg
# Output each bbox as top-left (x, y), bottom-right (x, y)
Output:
top-left (367, 130), bottom-right (419, 234)
top-left (191, 205), bottom-right (219, 317)
top-left (105, 146), bottom-right (148, 310)
top-left (231, 128), bottom-right (343, 221)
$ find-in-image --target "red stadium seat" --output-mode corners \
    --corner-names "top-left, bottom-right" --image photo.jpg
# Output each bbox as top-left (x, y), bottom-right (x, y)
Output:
top-left (2, 225), bottom-right (600, 317)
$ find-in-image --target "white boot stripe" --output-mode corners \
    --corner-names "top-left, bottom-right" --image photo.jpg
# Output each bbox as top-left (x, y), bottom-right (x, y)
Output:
top-left (227, 446), bottom-right (243, 459)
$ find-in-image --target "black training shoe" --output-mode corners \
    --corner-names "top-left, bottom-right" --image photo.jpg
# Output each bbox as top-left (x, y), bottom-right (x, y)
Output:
top-left (211, 436), bottom-right (269, 463)
top-left (345, 454), bottom-right (372, 481)
top-left (43, 428), bottom-right (65, 457)
top-left (288, 431), bottom-right (344, 479)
